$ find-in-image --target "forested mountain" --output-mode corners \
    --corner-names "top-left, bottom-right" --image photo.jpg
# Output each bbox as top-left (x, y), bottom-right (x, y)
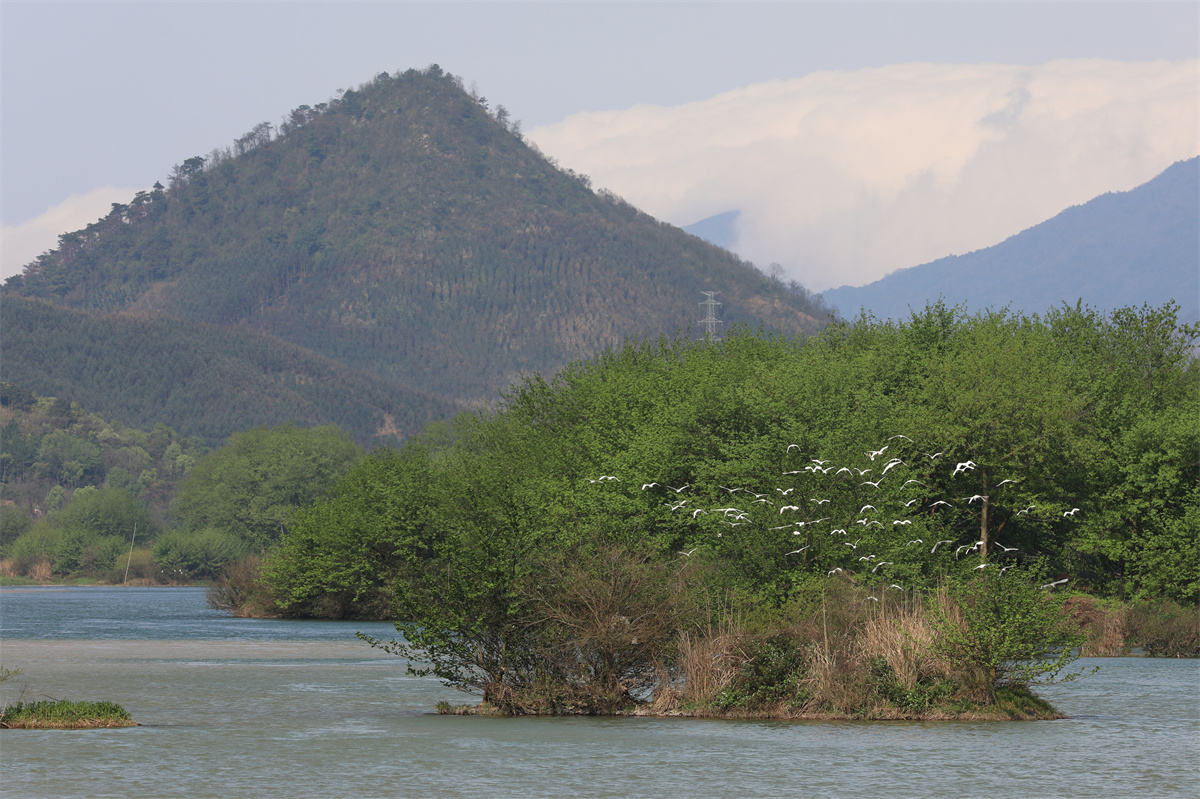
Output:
top-left (4, 66), bottom-right (829, 443)
top-left (822, 157), bottom-right (1200, 322)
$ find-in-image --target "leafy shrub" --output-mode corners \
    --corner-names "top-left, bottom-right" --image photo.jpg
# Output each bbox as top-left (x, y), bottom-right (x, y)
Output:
top-left (868, 657), bottom-right (955, 710)
top-left (108, 547), bottom-right (159, 584)
top-left (716, 634), bottom-right (808, 710)
top-left (53, 527), bottom-right (125, 574)
top-left (930, 570), bottom-right (1091, 703)
top-left (8, 524), bottom-right (59, 576)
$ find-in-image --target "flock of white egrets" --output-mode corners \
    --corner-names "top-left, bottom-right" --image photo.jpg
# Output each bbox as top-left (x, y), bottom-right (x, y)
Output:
top-left (588, 433), bottom-right (1077, 592)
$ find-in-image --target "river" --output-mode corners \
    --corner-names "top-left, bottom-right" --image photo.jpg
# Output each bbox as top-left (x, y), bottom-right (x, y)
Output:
top-left (1, 586), bottom-right (1196, 798)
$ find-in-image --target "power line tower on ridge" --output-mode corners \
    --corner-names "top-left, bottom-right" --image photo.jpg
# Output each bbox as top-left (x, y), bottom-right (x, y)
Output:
top-left (699, 291), bottom-right (722, 341)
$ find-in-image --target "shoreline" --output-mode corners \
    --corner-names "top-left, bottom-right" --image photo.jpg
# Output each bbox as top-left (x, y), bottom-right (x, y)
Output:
top-left (440, 687), bottom-right (1065, 721)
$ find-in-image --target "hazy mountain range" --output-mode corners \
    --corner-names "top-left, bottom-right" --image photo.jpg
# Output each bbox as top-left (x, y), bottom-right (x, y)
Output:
top-left (821, 157), bottom-right (1199, 323)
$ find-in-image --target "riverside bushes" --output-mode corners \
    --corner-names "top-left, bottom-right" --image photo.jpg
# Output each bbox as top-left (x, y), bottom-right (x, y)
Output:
top-left (663, 576), bottom-right (1080, 719)
top-left (426, 568), bottom-right (1085, 719)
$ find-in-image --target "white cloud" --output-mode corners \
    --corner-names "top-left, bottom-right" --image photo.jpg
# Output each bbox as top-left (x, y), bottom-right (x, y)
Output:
top-left (1, 187), bottom-right (142, 282)
top-left (529, 60), bottom-right (1199, 292)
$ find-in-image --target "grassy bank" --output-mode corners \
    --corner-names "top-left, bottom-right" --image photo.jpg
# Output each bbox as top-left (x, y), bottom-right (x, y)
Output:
top-left (1, 699), bottom-right (137, 729)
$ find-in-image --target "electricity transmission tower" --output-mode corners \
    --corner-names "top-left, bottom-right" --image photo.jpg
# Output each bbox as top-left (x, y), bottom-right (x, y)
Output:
top-left (698, 292), bottom-right (722, 341)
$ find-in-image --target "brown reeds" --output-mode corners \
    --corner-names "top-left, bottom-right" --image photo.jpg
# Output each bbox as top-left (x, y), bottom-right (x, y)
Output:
top-left (28, 558), bottom-right (52, 583)
top-left (1065, 596), bottom-right (1131, 657)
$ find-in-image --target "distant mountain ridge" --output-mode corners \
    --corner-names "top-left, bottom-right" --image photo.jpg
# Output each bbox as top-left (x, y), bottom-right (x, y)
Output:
top-left (822, 158), bottom-right (1200, 322)
top-left (2, 66), bottom-right (828, 444)
top-left (683, 210), bottom-right (740, 251)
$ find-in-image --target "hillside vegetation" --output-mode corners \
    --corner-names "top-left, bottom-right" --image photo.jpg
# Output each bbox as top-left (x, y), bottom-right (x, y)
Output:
top-left (0, 385), bottom-right (362, 584)
top-left (257, 300), bottom-right (1198, 620)
top-left (5, 66), bottom-right (829, 444)
top-left (2, 296), bottom-right (454, 443)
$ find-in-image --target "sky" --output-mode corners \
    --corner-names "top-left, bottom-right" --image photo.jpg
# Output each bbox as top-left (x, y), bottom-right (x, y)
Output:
top-left (2, 2), bottom-right (1197, 290)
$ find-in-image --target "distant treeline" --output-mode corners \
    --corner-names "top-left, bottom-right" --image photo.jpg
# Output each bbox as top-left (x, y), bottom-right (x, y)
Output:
top-left (1, 388), bottom-right (362, 584)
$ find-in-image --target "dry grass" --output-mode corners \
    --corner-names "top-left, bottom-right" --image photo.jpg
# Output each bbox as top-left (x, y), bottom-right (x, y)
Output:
top-left (676, 622), bottom-right (747, 706)
top-left (1065, 596), bottom-right (1131, 657)
top-left (449, 578), bottom-right (1074, 720)
top-left (207, 555), bottom-right (279, 617)
top-left (858, 601), bottom-right (940, 691)
top-left (28, 558), bottom-right (52, 582)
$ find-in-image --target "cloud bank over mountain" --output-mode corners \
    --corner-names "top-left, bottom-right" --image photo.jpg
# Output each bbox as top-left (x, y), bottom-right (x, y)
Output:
top-left (529, 59), bottom-right (1198, 292)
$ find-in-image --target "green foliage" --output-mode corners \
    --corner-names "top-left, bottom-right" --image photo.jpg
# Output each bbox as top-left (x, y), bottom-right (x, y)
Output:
top-left (1, 297), bottom-right (447, 445)
top-left (0, 504), bottom-right (32, 549)
top-left (717, 635), bottom-right (808, 710)
top-left (7, 521), bottom-right (56, 574)
top-left (52, 526), bottom-right (127, 574)
top-left (264, 443), bottom-right (431, 616)
top-left (174, 424), bottom-right (362, 551)
top-left (152, 528), bottom-right (246, 581)
top-left (868, 658), bottom-right (955, 711)
top-left (929, 569), bottom-right (1091, 703)
top-left (58, 486), bottom-right (151, 539)
top-left (34, 430), bottom-right (102, 487)
top-left (1, 386), bottom-right (206, 539)
top-left (44, 485), bottom-right (66, 512)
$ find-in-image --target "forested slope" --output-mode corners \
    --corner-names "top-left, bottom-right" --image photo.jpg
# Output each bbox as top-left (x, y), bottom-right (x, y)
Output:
top-left (6, 66), bottom-right (829, 439)
top-left (2, 296), bottom-right (455, 444)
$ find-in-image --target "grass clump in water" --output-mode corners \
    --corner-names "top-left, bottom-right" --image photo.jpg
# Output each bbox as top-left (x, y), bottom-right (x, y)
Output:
top-left (1, 699), bottom-right (137, 729)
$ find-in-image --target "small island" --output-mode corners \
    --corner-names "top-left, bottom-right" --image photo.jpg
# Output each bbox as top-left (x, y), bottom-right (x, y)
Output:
top-left (0, 699), bottom-right (137, 730)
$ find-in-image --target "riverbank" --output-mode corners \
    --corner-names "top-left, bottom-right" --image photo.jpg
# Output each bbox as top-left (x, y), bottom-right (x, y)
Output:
top-left (0, 575), bottom-right (203, 588)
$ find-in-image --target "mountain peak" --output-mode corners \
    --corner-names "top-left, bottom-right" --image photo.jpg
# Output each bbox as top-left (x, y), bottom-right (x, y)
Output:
top-left (3, 66), bottom-right (830, 443)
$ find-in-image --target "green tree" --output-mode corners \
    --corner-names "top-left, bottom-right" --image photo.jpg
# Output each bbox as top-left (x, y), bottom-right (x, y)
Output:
top-left (58, 486), bottom-right (152, 539)
top-left (264, 443), bottom-right (433, 617)
top-left (905, 310), bottom-right (1091, 564)
top-left (174, 424), bottom-right (362, 550)
top-left (34, 431), bottom-right (102, 487)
